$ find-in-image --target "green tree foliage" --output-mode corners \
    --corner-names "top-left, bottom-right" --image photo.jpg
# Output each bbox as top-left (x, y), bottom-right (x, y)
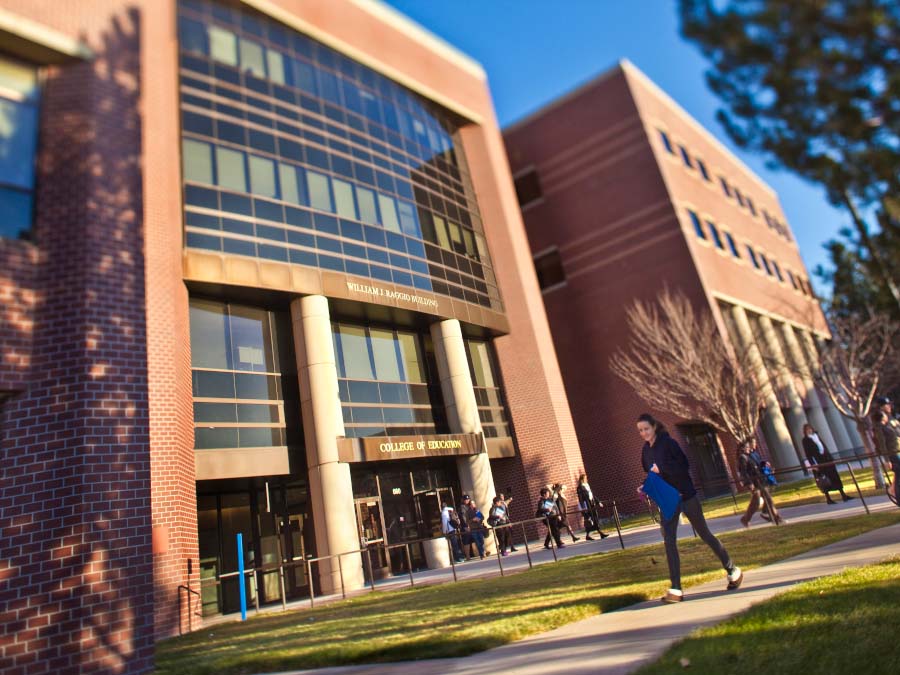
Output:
top-left (679, 0), bottom-right (900, 307)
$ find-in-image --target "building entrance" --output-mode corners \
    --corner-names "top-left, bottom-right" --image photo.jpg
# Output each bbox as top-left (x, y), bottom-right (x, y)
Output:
top-left (196, 477), bottom-right (314, 616)
top-left (678, 424), bottom-right (731, 496)
top-left (350, 459), bottom-right (461, 574)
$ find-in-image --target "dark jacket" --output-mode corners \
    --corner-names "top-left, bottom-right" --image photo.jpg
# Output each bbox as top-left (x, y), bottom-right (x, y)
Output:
top-left (641, 431), bottom-right (696, 500)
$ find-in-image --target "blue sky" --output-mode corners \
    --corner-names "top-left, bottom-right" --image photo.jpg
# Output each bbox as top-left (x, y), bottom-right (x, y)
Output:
top-left (383, 0), bottom-right (847, 295)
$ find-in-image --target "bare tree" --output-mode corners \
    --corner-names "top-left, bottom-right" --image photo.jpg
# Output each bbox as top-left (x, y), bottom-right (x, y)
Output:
top-left (610, 288), bottom-right (765, 447)
top-left (810, 312), bottom-right (898, 487)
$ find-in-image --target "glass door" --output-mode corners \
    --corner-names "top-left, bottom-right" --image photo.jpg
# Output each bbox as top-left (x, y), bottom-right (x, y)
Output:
top-left (355, 498), bottom-right (389, 580)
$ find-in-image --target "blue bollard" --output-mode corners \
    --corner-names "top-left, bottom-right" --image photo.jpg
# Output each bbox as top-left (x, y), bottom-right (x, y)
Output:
top-left (237, 533), bottom-right (247, 621)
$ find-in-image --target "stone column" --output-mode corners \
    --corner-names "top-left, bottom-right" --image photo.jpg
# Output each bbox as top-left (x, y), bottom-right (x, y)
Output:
top-left (799, 331), bottom-right (856, 454)
top-left (779, 322), bottom-right (839, 455)
top-left (430, 319), bottom-right (497, 554)
top-left (757, 315), bottom-right (808, 464)
top-left (730, 306), bottom-right (801, 476)
top-left (291, 295), bottom-right (364, 593)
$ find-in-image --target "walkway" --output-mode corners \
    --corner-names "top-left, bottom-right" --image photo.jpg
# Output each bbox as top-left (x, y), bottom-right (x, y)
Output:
top-left (262, 503), bottom-right (900, 675)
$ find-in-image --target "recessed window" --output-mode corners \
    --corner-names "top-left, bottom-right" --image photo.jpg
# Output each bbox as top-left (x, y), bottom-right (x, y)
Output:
top-left (678, 145), bottom-right (693, 168)
top-left (513, 168), bottom-right (543, 208)
top-left (719, 177), bottom-right (731, 197)
top-left (696, 159), bottom-right (711, 181)
top-left (687, 210), bottom-right (706, 239)
top-left (0, 55), bottom-right (40, 241)
top-left (746, 245), bottom-right (760, 269)
top-left (771, 260), bottom-right (784, 282)
top-left (724, 231), bottom-right (740, 258)
top-left (706, 220), bottom-right (724, 249)
top-left (659, 130), bottom-right (675, 154)
top-left (533, 247), bottom-right (566, 290)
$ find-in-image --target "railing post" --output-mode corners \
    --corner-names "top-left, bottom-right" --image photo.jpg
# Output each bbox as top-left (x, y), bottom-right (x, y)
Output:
top-left (520, 522), bottom-right (533, 568)
top-left (611, 501), bottom-right (625, 550)
top-left (492, 528), bottom-right (504, 576)
top-left (844, 461), bottom-right (870, 514)
top-left (404, 544), bottom-right (414, 588)
top-left (306, 558), bottom-right (315, 609)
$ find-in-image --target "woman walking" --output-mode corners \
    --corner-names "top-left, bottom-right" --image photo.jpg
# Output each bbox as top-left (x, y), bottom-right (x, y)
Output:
top-left (636, 413), bottom-right (742, 603)
top-left (576, 473), bottom-right (609, 540)
top-left (801, 423), bottom-right (853, 504)
top-left (554, 484), bottom-right (580, 543)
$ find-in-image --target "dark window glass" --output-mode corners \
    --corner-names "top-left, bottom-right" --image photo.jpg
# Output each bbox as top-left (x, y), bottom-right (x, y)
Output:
top-left (533, 248), bottom-right (565, 290)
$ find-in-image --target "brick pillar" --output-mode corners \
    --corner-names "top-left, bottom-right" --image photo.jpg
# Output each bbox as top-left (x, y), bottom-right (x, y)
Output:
top-left (291, 295), bottom-right (363, 593)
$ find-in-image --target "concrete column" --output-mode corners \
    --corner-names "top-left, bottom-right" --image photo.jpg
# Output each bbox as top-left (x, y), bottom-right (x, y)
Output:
top-left (730, 306), bottom-right (800, 475)
top-left (799, 331), bottom-right (856, 455)
top-left (291, 295), bottom-right (364, 593)
top-left (757, 315), bottom-right (808, 464)
top-left (430, 319), bottom-right (496, 554)
top-left (779, 323), bottom-right (840, 455)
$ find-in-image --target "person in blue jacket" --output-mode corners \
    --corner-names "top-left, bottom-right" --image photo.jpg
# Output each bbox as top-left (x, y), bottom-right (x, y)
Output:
top-left (636, 413), bottom-right (743, 603)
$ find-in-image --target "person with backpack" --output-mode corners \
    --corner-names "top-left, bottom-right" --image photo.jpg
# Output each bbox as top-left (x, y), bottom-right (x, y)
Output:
top-left (440, 502), bottom-right (465, 563)
top-left (536, 487), bottom-right (564, 549)
top-left (738, 438), bottom-right (783, 526)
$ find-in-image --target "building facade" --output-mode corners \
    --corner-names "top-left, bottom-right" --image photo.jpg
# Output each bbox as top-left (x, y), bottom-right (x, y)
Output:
top-left (503, 61), bottom-right (859, 504)
top-left (0, 1), bottom-right (584, 672)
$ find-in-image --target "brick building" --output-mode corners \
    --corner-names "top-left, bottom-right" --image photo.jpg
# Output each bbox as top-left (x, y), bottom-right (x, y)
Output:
top-left (0, 1), bottom-right (583, 672)
top-left (503, 61), bottom-right (860, 505)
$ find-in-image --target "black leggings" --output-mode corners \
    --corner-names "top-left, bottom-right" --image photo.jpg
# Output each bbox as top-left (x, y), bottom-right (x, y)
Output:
top-left (661, 495), bottom-right (733, 590)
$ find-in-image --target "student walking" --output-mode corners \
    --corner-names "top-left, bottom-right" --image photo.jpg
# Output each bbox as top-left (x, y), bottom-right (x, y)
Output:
top-left (554, 484), bottom-right (580, 542)
top-left (576, 473), bottom-right (610, 540)
top-left (536, 487), bottom-right (564, 549)
top-left (738, 438), bottom-right (783, 526)
top-left (802, 424), bottom-right (853, 504)
top-left (636, 413), bottom-right (742, 603)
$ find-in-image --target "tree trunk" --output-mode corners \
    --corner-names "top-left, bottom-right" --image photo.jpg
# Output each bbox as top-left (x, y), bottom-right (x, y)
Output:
top-left (855, 418), bottom-right (885, 489)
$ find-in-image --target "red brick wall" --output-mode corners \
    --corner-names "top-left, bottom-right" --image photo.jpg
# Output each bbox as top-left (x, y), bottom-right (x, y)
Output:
top-left (0, 23), bottom-right (155, 675)
top-left (503, 67), bottom-right (714, 510)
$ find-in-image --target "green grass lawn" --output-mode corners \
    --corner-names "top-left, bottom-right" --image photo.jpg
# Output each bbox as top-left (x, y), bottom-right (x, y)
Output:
top-left (154, 510), bottom-right (900, 675)
top-left (638, 556), bottom-right (900, 674)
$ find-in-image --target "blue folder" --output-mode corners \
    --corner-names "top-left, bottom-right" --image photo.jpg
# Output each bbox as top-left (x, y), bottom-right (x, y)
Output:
top-left (642, 472), bottom-right (682, 521)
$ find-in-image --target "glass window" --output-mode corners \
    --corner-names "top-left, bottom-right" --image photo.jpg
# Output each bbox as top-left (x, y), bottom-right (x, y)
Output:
top-left (377, 195), bottom-right (400, 233)
top-left (332, 179), bottom-right (357, 219)
top-left (467, 341), bottom-right (496, 388)
top-left (306, 170), bottom-right (332, 212)
top-left (239, 37), bottom-right (266, 77)
top-left (369, 328), bottom-right (401, 381)
top-left (229, 305), bottom-right (274, 372)
top-left (337, 324), bottom-right (374, 380)
top-left (208, 26), bottom-right (238, 66)
top-left (190, 299), bottom-right (232, 370)
top-left (248, 155), bottom-right (276, 197)
top-left (266, 49), bottom-right (285, 84)
top-left (278, 163), bottom-right (299, 204)
top-left (687, 210), bottom-right (705, 239)
top-left (397, 332), bottom-right (424, 383)
top-left (216, 146), bottom-right (247, 192)
top-left (182, 138), bottom-right (214, 185)
top-left (355, 186), bottom-right (378, 224)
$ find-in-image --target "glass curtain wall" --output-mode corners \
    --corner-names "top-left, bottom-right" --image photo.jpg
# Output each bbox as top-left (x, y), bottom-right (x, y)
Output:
top-left (176, 0), bottom-right (502, 311)
top-left (189, 298), bottom-right (302, 453)
top-left (465, 338), bottom-right (511, 439)
top-left (332, 322), bottom-right (447, 437)
top-left (0, 55), bottom-right (39, 240)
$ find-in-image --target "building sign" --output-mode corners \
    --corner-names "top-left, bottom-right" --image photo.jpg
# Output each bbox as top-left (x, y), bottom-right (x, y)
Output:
top-left (337, 433), bottom-right (484, 463)
top-left (345, 281), bottom-right (439, 310)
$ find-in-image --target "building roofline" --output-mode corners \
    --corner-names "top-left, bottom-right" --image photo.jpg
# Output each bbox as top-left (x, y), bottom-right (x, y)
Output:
top-left (241, 0), bottom-right (484, 124)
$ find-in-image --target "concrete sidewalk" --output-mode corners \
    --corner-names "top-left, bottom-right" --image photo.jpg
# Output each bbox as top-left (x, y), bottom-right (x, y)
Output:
top-left (266, 521), bottom-right (900, 675)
